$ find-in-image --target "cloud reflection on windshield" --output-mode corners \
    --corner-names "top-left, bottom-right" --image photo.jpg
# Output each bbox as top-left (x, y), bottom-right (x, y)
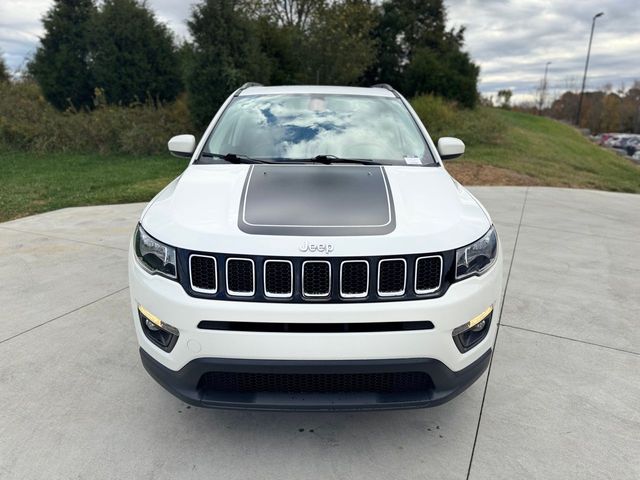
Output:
top-left (208, 94), bottom-right (429, 164)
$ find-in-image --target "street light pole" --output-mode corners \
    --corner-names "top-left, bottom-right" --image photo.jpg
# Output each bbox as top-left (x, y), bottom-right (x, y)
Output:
top-left (576, 12), bottom-right (604, 125)
top-left (538, 61), bottom-right (551, 113)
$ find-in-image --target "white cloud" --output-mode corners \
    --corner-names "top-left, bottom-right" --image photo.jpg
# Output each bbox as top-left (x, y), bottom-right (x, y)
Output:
top-left (0, 0), bottom-right (49, 70)
top-left (446, 0), bottom-right (640, 101)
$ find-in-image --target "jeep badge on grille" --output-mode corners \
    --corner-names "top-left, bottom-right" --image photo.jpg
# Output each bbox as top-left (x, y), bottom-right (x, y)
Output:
top-left (299, 241), bottom-right (334, 254)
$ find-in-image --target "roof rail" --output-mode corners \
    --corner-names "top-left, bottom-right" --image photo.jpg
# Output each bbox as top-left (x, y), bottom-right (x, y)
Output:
top-left (371, 83), bottom-right (399, 97)
top-left (234, 82), bottom-right (263, 96)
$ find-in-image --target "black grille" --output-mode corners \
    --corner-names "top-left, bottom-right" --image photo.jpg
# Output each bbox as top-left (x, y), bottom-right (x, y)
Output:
top-left (378, 259), bottom-right (406, 295)
top-left (198, 371), bottom-right (434, 394)
top-left (415, 256), bottom-right (442, 293)
top-left (226, 259), bottom-right (254, 294)
top-left (178, 248), bottom-right (456, 303)
top-left (190, 255), bottom-right (217, 291)
top-left (340, 261), bottom-right (368, 297)
top-left (264, 260), bottom-right (292, 297)
top-left (303, 261), bottom-right (330, 296)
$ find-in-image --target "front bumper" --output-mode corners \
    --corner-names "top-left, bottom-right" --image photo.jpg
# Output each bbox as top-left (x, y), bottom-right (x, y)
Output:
top-left (140, 347), bottom-right (492, 411)
top-left (130, 246), bottom-right (502, 409)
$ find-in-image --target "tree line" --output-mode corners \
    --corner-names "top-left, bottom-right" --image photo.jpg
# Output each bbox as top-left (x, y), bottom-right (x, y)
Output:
top-left (504, 83), bottom-right (640, 134)
top-left (24, 0), bottom-right (479, 127)
top-left (548, 84), bottom-right (640, 134)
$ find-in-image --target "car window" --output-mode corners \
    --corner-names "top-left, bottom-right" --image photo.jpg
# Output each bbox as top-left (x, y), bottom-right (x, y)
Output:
top-left (201, 94), bottom-right (435, 165)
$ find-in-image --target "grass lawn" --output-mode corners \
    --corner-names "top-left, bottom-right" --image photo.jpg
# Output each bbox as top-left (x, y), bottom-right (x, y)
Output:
top-left (1, 109), bottom-right (639, 222)
top-left (446, 109), bottom-right (640, 192)
top-left (0, 152), bottom-right (185, 222)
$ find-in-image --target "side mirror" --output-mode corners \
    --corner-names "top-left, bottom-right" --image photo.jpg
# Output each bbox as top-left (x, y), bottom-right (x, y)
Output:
top-left (168, 134), bottom-right (196, 158)
top-left (437, 137), bottom-right (465, 160)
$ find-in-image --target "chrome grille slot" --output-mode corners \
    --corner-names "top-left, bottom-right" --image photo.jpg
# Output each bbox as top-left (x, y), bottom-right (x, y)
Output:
top-left (378, 259), bottom-right (406, 296)
top-left (189, 254), bottom-right (217, 293)
top-left (226, 258), bottom-right (255, 296)
top-left (340, 260), bottom-right (369, 298)
top-left (302, 261), bottom-right (331, 297)
top-left (264, 260), bottom-right (293, 298)
top-left (415, 256), bottom-right (442, 294)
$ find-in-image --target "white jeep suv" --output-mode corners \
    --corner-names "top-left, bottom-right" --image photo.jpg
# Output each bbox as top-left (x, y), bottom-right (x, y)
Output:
top-left (129, 84), bottom-right (502, 411)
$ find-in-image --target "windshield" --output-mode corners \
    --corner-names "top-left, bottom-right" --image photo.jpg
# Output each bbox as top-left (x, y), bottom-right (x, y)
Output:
top-left (200, 94), bottom-right (435, 165)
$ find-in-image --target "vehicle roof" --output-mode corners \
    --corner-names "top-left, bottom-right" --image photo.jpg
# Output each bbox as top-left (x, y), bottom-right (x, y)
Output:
top-left (238, 85), bottom-right (396, 98)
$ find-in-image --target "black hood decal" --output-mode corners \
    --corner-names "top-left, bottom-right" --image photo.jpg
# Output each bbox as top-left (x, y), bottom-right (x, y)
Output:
top-left (238, 165), bottom-right (396, 236)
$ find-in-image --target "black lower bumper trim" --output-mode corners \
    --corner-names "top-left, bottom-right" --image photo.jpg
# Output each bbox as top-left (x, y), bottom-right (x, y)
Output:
top-left (139, 348), bottom-right (492, 411)
top-left (197, 320), bottom-right (434, 333)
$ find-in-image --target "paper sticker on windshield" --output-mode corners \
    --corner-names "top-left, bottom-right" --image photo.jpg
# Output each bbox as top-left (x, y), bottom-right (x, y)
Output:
top-left (404, 156), bottom-right (422, 165)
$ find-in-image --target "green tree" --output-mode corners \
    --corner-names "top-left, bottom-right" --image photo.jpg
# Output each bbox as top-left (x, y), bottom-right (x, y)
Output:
top-left (241, 0), bottom-right (324, 30)
top-left (176, 41), bottom-right (196, 91)
top-left (241, 1), bottom-right (323, 85)
top-left (365, 0), bottom-right (479, 106)
top-left (497, 89), bottom-right (512, 109)
top-left (254, 19), bottom-right (306, 85)
top-left (621, 83), bottom-right (640, 133)
top-left (28, 0), bottom-right (95, 110)
top-left (0, 56), bottom-right (10, 83)
top-left (600, 93), bottom-right (622, 132)
top-left (241, 0), bottom-right (375, 86)
top-left (403, 45), bottom-right (479, 107)
top-left (90, 0), bottom-right (182, 105)
top-left (304, 0), bottom-right (376, 85)
top-left (186, 0), bottom-right (270, 128)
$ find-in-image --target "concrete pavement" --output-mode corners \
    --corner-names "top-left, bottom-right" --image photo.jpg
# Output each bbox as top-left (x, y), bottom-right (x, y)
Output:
top-left (0, 187), bottom-right (638, 480)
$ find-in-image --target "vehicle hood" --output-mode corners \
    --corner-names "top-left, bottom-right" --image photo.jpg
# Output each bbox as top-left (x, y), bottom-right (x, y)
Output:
top-left (141, 164), bottom-right (491, 256)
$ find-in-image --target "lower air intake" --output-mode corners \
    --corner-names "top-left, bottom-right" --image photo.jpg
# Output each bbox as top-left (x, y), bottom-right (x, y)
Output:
top-left (198, 371), bottom-right (434, 394)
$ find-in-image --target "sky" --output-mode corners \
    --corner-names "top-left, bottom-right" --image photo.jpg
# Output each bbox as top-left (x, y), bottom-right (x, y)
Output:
top-left (1, 0), bottom-right (638, 103)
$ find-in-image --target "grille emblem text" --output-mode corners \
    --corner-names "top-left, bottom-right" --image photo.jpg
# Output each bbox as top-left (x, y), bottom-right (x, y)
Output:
top-left (299, 241), bottom-right (334, 254)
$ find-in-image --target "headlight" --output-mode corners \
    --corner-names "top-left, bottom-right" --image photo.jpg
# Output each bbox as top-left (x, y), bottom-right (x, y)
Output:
top-left (455, 226), bottom-right (498, 280)
top-left (134, 224), bottom-right (177, 279)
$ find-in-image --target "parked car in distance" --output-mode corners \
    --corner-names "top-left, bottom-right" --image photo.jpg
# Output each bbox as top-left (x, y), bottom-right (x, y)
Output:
top-left (598, 133), bottom-right (640, 156)
top-left (624, 137), bottom-right (640, 156)
top-left (598, 133), bottom-right (617, 145)
top-left (129, 83), bottom-right (503, 411)
top-left (605, 135), bottom-right (624, 148)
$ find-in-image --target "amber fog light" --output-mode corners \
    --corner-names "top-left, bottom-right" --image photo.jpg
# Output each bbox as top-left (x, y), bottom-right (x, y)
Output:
top-left (138, 305), bottom-right (179, 352)
top-left (452, 306), bottom-right (493, 353)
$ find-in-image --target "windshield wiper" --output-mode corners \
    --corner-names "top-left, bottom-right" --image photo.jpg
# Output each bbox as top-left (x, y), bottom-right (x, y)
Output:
top-left (310, 155), bottom-right (384, 166)
top-left (200, 152), bottom-right (277, 164)
top-left (201, 152), bottom-right (385, 166)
